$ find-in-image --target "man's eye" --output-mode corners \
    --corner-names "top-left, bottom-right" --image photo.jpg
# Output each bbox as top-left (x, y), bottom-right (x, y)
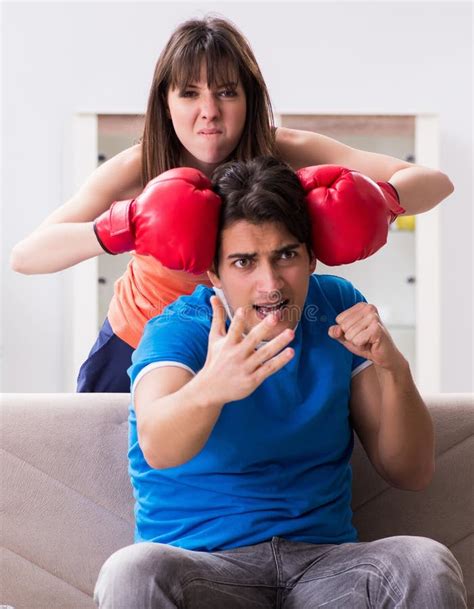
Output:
top-left (234, 258), bottom-right (251, 269)
top-left (280, 250), bottom-right (297, 260)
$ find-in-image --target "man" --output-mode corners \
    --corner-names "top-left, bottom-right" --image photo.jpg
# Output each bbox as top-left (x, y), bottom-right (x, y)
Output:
top-left (94, 157), bottom-right (466, 608)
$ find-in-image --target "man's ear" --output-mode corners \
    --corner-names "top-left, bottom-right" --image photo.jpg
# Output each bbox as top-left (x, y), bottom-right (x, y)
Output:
top-left (309, 254), bottom-right (317, 274)
top-left (207, 267), bottom-right (222, 288)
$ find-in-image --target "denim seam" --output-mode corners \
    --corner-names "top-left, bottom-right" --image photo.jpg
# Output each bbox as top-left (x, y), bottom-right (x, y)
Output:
top-left (181, 577), bottom-right (277, 590)
top-left (271, 538), bottom-right (283, 586)
top-left (271, 537), bottom-right (284, 609)
top-left (296, 560), bottom-right (403, 602)
top-left (286, 544), bottom-right (341, 585)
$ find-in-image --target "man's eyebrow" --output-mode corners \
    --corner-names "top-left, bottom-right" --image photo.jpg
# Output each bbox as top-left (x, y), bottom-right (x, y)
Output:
top-left (226, 243), bottom-right (301, 260)
top-left (274, 242), bottom-right (301, 254)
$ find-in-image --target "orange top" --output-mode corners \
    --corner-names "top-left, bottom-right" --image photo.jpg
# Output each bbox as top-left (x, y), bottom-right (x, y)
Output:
top-left (107, 253), bottom-right (212, 348)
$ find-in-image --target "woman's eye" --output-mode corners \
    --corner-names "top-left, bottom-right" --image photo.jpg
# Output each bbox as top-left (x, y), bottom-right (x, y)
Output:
top-left (180, 89), bottom-right (236, 99)
top-left (220, 88), bottom-right (237, 97)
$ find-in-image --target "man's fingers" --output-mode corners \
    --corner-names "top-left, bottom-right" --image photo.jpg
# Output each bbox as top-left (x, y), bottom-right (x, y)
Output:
top-left (350, 323), bottom-right (383, 348)
top-left (243, 312), bottom-right (280, 351)
top-left (253, 347), bottom-right (294, 384)
top-left (328, 325), bottom-right (343, 339)
top-left (226, 307), bottom-right (246, 343)
top-left (329, 322), bottom-right (384, 355)
top-left (249, 328), bottom-right (295, 369)
top-left (330, 317), bottom-right (383, 347)
top-left (344, 314), bottom-right (380, 342)
top-left (336, 303), bottom-right (378, 333)
top-left (209, 296), bottom-right (227, 339)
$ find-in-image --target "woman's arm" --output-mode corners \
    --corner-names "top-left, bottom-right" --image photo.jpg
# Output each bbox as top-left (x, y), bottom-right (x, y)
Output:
top-left (10, 144), bottom-right (143, 274)
top-left (275, 127), bottom-right (454, 215)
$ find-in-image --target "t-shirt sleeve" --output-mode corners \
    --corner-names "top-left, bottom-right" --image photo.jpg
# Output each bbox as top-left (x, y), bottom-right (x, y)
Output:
top-left (128, 311), bottom-right (209, 394)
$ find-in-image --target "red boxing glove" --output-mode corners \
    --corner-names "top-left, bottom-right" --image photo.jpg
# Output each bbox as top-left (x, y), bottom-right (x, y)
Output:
top-left (296, 165), bottom-right (405, 266)
top-left (94, 167), bottom-right (222, 274)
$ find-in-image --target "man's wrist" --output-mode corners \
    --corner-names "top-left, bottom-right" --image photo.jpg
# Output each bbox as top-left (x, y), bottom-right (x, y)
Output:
top-left (375, 354), bottom-right (411, 384)
top-left (188, 372), bottom-right (226, 412)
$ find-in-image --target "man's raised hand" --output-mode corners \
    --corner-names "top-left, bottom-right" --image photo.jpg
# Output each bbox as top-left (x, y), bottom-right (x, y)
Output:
top-left (199, 296), bottom-right (295, 406)
top-left (328, 302), bottom-right (405, 371)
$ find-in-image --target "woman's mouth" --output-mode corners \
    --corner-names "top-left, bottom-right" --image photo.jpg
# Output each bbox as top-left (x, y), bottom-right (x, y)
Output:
top-left (198, 129), bottom-right (222, 136)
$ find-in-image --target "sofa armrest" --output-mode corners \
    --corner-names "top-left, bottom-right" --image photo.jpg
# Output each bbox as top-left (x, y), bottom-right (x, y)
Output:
top-left (1, 393), bottom-right (133, 609)
top-left (351, 393), bottom-right (474, 604)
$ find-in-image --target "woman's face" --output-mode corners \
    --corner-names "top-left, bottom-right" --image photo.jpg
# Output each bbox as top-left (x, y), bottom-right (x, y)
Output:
top-left (166, 61), bottom-right (247, 176)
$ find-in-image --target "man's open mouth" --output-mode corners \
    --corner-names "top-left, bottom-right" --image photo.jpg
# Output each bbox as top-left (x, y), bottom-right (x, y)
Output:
top-left (253, 299), bottom-right (290, 317)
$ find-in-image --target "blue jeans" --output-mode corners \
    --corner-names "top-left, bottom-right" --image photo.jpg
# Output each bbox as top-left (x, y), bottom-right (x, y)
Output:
top-left (94, 535), bottom-right (467, 608)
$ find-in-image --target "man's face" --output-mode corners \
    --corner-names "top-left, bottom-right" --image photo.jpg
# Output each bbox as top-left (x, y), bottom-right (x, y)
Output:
top-left (208, 221), bottom-right (316, 340)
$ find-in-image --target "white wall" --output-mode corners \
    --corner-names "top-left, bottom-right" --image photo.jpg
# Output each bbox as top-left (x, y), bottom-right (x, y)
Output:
top-left (2, 1), bottom-right (472, 392)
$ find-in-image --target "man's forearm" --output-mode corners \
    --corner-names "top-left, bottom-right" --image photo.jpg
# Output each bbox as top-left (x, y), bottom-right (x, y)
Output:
top-left (375, 359), bottom-right (435, 490)
top-left (389, 166), bottom-right (454, 215)
top-left (140, 374), bottom-right (224, 470)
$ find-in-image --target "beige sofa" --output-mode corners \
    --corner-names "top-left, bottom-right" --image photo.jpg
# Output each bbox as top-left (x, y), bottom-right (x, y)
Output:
top-left (1, 392), bottom-right (473, 609)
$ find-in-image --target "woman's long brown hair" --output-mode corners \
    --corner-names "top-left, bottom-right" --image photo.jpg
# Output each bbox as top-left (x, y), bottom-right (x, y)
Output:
top-left (141, 16), bottom-right (279, 186)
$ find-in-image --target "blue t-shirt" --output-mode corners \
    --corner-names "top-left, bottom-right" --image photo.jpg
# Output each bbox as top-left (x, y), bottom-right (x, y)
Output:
top-left (128, 274), bottom-right (371, 551)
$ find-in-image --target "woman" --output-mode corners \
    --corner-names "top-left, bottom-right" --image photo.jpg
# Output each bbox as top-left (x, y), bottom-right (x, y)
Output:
top-left (10, 16), bottom-right (454, 392)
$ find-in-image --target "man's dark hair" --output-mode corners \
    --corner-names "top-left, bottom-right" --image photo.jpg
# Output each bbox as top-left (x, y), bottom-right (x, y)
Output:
top-left (211, 156), bottom-right (313, 270)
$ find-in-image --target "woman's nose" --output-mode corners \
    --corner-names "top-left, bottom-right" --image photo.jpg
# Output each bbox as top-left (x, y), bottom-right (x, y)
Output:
top-left (200, 92), bottom-right (220, 120)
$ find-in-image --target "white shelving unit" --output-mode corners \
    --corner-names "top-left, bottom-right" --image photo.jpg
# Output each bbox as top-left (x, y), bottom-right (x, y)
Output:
top-left (69, 112), bottom-right (441, 393)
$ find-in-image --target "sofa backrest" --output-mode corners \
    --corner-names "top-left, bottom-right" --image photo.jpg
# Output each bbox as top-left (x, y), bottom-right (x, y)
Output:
top-left (1, 392), bottom-right (473, 609)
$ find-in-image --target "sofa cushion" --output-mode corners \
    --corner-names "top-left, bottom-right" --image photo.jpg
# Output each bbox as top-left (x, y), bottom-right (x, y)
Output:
top-left (1, 392), bottom-right (472, 609)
